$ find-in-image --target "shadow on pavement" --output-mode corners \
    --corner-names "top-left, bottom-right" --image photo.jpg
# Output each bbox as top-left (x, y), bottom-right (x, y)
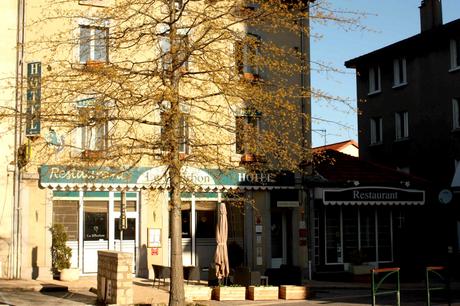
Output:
top-left (40, 290), bottom-right (98, 305)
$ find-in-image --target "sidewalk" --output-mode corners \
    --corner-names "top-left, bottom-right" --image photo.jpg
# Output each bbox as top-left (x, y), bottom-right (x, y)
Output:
top-left (0, 276), bottom-right (458, 305)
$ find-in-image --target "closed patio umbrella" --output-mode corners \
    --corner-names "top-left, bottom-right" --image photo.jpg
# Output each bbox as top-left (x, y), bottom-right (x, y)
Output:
top-left (214, 202), bottom-right (229, 282)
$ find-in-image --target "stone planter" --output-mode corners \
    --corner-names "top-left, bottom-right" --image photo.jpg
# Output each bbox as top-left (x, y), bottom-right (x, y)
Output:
top-left (212, 286), bottom-right (246, 301)
top-left (351, 264), bottom-right (372, 275)
top-left (184, 285), bottom-right (212, 301)
top-left (247, 286), bottom-right (279, 300)
top-left (279, 285), bottom-right (310, 300)
top-left (60, 268), bottom-right (80, 281)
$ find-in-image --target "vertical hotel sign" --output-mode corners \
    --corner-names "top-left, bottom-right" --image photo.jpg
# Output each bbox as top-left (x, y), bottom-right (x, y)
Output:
top-left (26, 62), bottom-right (41, 136)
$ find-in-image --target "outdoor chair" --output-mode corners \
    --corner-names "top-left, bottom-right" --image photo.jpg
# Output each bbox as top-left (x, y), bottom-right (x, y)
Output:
top-left (183, 266), bottom-right (200, 284)
top-left (152, 264), bottom-right (170, 288)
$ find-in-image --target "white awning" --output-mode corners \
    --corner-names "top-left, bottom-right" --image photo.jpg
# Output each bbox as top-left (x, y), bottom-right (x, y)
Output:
top-left (322, 187), bottom-right (425, 206)
top-left (452, 163), bottom-right (460, 188)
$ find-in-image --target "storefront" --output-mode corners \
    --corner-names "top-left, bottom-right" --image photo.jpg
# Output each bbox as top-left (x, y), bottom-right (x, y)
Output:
top-left (308, 150), bottom-right (427, 279)
top-left (311, 186), bottom-right (425, 273)
top-left (40, 165), bottom-right (306, 277)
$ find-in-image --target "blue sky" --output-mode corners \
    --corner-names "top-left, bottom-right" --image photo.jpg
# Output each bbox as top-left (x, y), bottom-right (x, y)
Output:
top-left (310, 0), bottom-right (460, 147)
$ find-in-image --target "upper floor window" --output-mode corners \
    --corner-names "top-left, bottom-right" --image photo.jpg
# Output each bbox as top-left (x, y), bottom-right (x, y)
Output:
top-left (370, 116), bottom-right (383, 145)
top-left (235, 110), bottom-right (261, 154)
top-left (160, 111), bottom-right (190, 154)
top-left (368, 65), bottom-right (381, 94)
top-left (453, 98), bottom-right (460, 130)
top-left (79, 25), bottom-right (108, 63)
top-left (235, 34), bottom-right (261, 79)
top-left (159, 32), bottom-right (189, 72)
top-left (450, 38), bottom-right (460, 70)
top-left (395, 111), bottom-right (409, 140)
top-left (76, 99), bottom-right (110, 155)
top-left (393, 57), bottom-right (407, 87)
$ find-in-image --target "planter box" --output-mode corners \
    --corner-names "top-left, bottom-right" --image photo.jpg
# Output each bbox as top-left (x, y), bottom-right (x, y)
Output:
top-left (279, 285), bottom-right (310, 300)
top-left (184, 285), bottom-right (212, 301)
top-left (247, 286), bottom-right (278, 300)
top-left (212, 286), bottom-right (246, 301)
top-left (60, 268), bottom-right (80, 281)
top-left (351, 264), bottom-right (372, 275)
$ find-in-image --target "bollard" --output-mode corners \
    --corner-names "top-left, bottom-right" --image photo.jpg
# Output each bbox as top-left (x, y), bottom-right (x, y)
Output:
top-left (371, 267), bottom-right (400, 306)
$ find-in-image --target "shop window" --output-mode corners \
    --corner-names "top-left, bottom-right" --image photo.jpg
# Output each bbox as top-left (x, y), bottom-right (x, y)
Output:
top-left (196, 210), bottom-right (216, 238)
top-left (182, 210), bottom-right (191, 238)
top-left (393, 57), bottom-right (407, 87)
top-left (450, 38), bottom-right (460, 70)
top-left (235, 110), bottom-right (261, 154)
top-left (79, 25), bottom-right (108, 63)
top-left (114, 200), bottom-right (137, 212)
top-left (453, 98), bottom-right (460, 130)
top-left (323, 207), bottom-right (393, 264)
top-left (114, 218), bottom-right (136, 240)
top-left (368, 64), bottom-right (381, 94)
top-left (377, 210), bottom-right (393, 261)
top-left (52, 200), bottom-right (79, 241)
top-left (370, 116), bottom-right (383, 144)
top-left (235, 34), bottom-right (261, 79)
top-left (342, 208), bottom-right (359, 263)
top-left (395, 111), bottom-right (409, 140)
top-left (359, 208), bottom-right (376, 262)
top-left (325, 207), bottom-right (341, 263)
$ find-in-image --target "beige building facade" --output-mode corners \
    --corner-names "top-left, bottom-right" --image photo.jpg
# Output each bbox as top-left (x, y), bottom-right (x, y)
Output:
top-left (0, 0), bottom-right (312, 281)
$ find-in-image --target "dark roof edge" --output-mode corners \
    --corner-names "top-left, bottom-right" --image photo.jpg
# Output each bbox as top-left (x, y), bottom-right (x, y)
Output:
top-left (344, 18), bottom-right (460, 68)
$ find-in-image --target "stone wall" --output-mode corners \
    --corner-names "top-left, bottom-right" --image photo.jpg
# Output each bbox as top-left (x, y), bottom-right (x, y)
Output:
top-left (97, 250), bottom-right (133, 305)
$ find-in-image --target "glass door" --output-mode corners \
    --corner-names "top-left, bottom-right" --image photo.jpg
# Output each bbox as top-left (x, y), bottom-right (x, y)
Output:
top-left (83, 200), bottom-right (109, 273)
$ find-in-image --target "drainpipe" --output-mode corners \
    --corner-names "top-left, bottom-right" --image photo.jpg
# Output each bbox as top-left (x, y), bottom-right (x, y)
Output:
top-left (12, 0), bottom-right (25, 279)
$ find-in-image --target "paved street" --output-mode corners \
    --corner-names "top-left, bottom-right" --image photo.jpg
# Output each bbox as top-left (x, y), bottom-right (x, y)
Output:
top-left (0, 277), bottom-right (459, 305)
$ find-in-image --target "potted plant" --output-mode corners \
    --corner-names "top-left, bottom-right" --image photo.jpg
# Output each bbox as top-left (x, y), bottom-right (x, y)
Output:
top-left (349, 249), bottom-right (372, 277)
top-left (50, 224), bottom-right (79, 281)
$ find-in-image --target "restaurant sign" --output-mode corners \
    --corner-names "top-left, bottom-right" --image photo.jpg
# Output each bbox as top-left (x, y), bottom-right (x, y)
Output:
top-left (40, 165), bottom-right (295, 190)
top-left (323, 187), bottom-right (425, 206)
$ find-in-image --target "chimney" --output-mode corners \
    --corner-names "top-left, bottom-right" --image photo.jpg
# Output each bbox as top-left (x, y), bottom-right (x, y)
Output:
top-left (419, 0), bottom-right (443, 32)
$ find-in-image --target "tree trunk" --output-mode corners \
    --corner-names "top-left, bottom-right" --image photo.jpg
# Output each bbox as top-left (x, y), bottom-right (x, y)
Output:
top-left (169, 163), bottom-right (185, 305)
top-left (168, 2), bottom-right (185, 302)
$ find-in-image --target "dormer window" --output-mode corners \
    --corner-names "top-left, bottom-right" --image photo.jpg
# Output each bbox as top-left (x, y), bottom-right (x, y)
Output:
top-left (368, 64), bottom-right (381, 94)
top-left (393, 57), bottom-right (407, 87)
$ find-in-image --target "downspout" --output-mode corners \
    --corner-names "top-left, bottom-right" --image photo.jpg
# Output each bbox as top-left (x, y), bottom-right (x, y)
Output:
top-left (12, 0), bottom-right (25, 279)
